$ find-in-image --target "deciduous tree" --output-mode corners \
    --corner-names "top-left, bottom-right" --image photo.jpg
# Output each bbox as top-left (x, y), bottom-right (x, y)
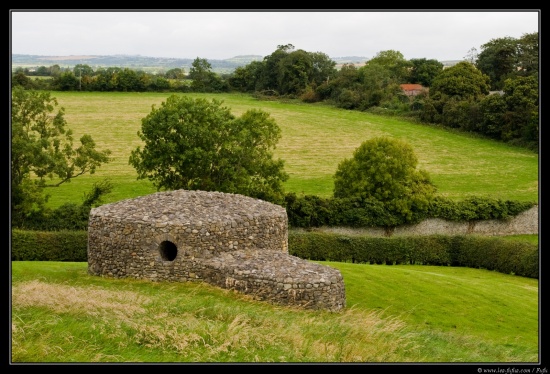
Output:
top-left (11, 87), bottom-right (111, 222)
top-left (430, 61), bottom-right (490, 100)
top-left (409, 58), bottom-right (444, 87)
top-left (333, 137), bottom-right (436, 221)
top-left (129, 95), bottom-right (288, 204)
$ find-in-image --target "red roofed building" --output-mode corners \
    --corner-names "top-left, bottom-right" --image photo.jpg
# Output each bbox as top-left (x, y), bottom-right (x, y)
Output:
top-left (400, 84), bottom-right (427, 97)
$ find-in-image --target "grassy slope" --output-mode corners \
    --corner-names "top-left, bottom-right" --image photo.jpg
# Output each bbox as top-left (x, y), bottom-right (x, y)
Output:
top-left (11, 261), bottom-right (539, 363)
top-left (42, 92), bottom-right (538, 208)
top-left (12, 93), bottom-right (541, 362)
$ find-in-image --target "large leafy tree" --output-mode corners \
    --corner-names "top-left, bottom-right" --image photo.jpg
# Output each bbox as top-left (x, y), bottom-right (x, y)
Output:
top-left (322, 63), bottom-right (363, 107)
top-left (188, 57), bottom-right (213, 91)
top-left (52, 71), bottom-right (80, 91)
top-left (73, 64), bottom-right (94, 78)
top-left (423, 62), bottom-right (490, 129)
top-left (228, 60), bottom-right (264, 92)
top-left (364, 50), bottom-right (412, 83)
top-left (430, 61), bottom-right (490, 100)
top-left (278, 49), bottom-right (313, 95)
top-left (409, 58), bottom-right (444, 87)
top-left (129, 95), bottom-right (289, 204)
top-left (500, 76), bottom-right (539, 144)
top-left (259, 44), bottom-right (295, 93)
top-left (164, 67), bottom-right (186, 79)
top-left (333, 137), bottom-right (436, 221)
top-left (358, 63), bottom-right (401, 109)
top-left (476, 36), bottom-right (518, 90)
top-left (11, 87), bottom-right (112, 222)
top-left (516, 32), bottom-right (539, 80)
top-left (475, 32), bottom-right (539, 91)
top-left (309, 51), bottom-right (338, 87)
top-left (188, 57), bottom-right (226, 92)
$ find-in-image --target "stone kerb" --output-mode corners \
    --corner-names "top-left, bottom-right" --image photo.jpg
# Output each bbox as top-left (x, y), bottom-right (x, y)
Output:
top-left (87, 189), bottom-right (346, 311)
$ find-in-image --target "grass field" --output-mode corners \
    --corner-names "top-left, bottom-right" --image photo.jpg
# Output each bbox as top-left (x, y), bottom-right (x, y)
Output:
top-left (41, 91), bottom-right (538, 209)
top-left (11, 92), bottom-right (541, 364)
top-left (11, 261), bottom-right (539, 363)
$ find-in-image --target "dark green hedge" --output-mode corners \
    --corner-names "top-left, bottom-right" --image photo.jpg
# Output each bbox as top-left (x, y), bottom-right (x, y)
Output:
top-left (11, 229), bottom-right (88, 262)
top-left (288, 231), bottom-right (538, 278)
top-left (284, 194), bottom-right (536, 228)
top-left (11, 229), bottom-right (538, 279)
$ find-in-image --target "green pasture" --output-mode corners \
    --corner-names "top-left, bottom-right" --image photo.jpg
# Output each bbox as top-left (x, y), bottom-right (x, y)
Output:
top-left (11, 261), bottom-right (539, 362)
top-left (42, 92), bottom-right (538, 208)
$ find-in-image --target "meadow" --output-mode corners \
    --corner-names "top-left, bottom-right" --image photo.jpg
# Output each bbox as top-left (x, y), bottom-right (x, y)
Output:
top-left (11, 91), bottom-right (541, 364)
top-left (42, 91), bottom-right (538, 208)
top-left (11, 261), bottom-right (539, 363)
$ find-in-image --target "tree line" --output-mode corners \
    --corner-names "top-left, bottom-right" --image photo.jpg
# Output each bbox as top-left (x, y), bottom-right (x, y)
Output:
top-left (12, 33), bottom-right (539, 152)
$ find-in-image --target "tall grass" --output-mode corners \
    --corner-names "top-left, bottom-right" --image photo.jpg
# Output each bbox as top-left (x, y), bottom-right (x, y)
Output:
top-left (40, 92), bottom-right (538, 209)
top-left (11, 261), bottom-right (539, 363)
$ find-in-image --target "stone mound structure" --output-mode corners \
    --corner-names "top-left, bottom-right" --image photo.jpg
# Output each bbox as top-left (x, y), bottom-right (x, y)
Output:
top-left (87, 189), bottom-right (346, 311)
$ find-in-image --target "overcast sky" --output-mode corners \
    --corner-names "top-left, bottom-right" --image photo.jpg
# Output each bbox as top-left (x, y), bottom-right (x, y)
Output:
top-left (10, 10), bottom-right (540, 62)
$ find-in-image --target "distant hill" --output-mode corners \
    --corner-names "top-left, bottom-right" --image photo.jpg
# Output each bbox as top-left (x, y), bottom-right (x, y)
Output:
top-left (11, 54), bottom-right (460, 74)
top-left (11, 54), bottom-right (265, 74)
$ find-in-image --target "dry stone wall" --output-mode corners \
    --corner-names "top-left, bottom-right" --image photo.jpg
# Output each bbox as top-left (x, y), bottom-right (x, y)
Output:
top-left (87, 189), bottom-right (346, 312)
top-left (305, 205), bottom-right (539, 237)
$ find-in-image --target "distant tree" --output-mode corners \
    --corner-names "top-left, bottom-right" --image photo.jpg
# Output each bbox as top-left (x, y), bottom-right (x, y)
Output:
top-left (475, 74), bottom-right (538, 149)
top-left (309, 51), bottom-right (338, 86)
top-left (365, 50), bottom-right (412, 83)
top-left (11, 87), bottom-right (111, 224)
top-left (324, 63), bottom-right (364, 108)
top-left (129, 95), bottom-right (289, 204)
top-left (409, 58), bottom-right (444, 87)
top-left (35, 66), bottom-right (50, 76)
top-left (228, 60), bottom-right (265, 92)
top-left (333, 137), bottom-right (436, 221)
top-left (91, 67), bottom-right (121, 91)
top-left (73, 64), bottom-right (94, 78)
top-left (116, 68), bottom-right (145, 91)
top-left (165, 67), bottom-right (186, 79)
top-left (49, 64), bottom-right (62, 77)
top-left (476, 36), bottom-right (518, 90)
top-left (430, 61), bottom-right (490, 100)
top-left (422, 62), bottom-right (489, 130)
top-left (477, 93), bottom-right (508, 139)
top-left (358, 63), bottom-right (400, 109)
top-left (11, 71), bottom-right (35, 89)
top-left (516, 32), bottom-right (539, 79)
top-left (225, 45), bottom-right (336, 97)
top-left (278, 49), bottom-right (313, 95)
top-left (259, 44), bottom-right (295, 92)
top-left (500, 76), bottom-right (539, 145)
top-left (52, 71), bottom-right (80, 91)
top-left (188, 57), bottom-right (213, 91)
top-left (464, 47), bottom-right (478, 64)
top-left (148, 76), bottom-right (171, 91)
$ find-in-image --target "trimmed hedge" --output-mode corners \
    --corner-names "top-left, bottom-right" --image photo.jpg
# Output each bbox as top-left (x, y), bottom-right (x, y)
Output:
top-left (11, 229), bottom-right (88, 262)
top-left (11, 229), bottom-right (538, 279)
top-left (284, 194), bottom-right (537, 228)
top-left (287, 231), bottom-right (538, 278)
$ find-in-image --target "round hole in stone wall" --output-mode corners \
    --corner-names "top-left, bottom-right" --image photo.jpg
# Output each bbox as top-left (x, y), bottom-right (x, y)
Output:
top-left (159, 241), bottom-right (178, 261)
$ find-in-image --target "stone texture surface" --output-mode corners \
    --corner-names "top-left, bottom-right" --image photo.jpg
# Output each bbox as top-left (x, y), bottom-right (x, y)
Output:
top-left (87, 189), bottom-right (346, 312)
top-left (302, 205), bottom-right (539, 237)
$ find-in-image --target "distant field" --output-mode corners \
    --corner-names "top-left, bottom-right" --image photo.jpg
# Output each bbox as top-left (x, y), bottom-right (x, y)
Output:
top-left (42, 91), bottom-right (538, 209)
